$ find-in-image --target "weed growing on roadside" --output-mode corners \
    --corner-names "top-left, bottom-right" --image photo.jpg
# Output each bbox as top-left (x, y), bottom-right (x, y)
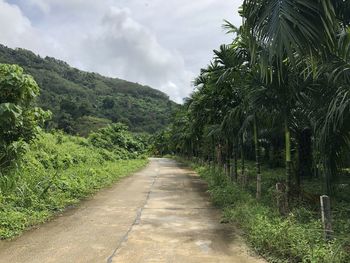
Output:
top-left (183, 160), bottom-right (350, 263)
top-left (0, 132), bottom-right (148, 239)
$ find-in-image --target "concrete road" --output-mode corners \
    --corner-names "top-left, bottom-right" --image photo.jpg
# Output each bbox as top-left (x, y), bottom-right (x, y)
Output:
top-left (0, 158), bottom-right (265, 263)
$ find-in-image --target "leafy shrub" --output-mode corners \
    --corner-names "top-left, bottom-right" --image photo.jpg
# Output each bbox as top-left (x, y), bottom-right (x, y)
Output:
top-left (89, 123), bottom-right (147, 159)
top-left (0, 64), bottom-right (50, 174)
top-left (0, 132), bottom-right (148, 239)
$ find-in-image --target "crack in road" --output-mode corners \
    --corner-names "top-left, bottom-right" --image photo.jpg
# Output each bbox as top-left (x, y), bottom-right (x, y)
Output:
top-left (106, 167), bottom-right (160, 263)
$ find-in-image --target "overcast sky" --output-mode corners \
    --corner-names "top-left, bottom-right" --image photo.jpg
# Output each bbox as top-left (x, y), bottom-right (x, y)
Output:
top-left (0, 0), bottom-right (242, 102)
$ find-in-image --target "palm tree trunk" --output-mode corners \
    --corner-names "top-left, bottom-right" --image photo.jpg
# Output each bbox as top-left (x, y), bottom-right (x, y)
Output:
top-left (285, 117), bottom-right (292, 208)
top-left (211, 135), bottom-right (215, 166)
top-left (217, 144), bottom-right (222, 165)
top-left (241, 133), bottom-right (245, 186)
top-left (323, 158), bottom-right (333, 196)
top-left (297, 128), bottom-right (312, 187)
top-left (254, 114), bottom-right (262, 199)
top-left (226, 138), bottom-right (231, 177)
top-left (234, 140), bottom-right (238, 181)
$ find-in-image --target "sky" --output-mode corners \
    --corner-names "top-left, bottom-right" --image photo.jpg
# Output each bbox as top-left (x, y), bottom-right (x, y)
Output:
top-left (0, 0), bottom-right (242, 102)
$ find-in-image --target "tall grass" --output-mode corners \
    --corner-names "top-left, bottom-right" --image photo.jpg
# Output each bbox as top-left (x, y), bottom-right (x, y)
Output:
top-left (183, 160), bottom-right (350, 263)
top-left (0, 132), bottom-right (148, 239)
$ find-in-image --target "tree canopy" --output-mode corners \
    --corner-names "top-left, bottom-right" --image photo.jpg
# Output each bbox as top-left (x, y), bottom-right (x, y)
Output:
top-left (0, 45), bottom-right (178, 135)
top-left (155, 1), bottom-right (350, 197)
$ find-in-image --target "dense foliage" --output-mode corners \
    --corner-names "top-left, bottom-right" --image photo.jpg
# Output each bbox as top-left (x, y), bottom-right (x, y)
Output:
top-left (155, 1), bottom-right (350, 262)
top-left (0, 64), bottom-right (150, 239)
top-left (155, 0), bottom-right (350, 199)
top-left (0, 64), bottom-right (50, 174)
top-left (88, 123), bottom-right (148, 159)
top-left (0, 132), bottom-right (148, 239)
top-left (0, 45), bottom-right (178, 135)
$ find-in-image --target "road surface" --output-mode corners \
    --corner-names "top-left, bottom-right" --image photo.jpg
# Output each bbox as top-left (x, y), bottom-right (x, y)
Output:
top-left (0, 158), bottom-right (265, 263)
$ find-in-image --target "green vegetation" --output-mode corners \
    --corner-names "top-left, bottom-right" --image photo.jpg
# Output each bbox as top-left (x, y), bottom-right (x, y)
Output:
top-left (0, 45), bottom-right (178, 135)
top-left (0, 64), bottom-right (50, 174)
top-left (0, 64), bottom-right (149, 239)
top-left (184, 160), bottom-right (349, 263)
top-left (0, 132), bottom-right (148, 239)
top-left (89, 123), bottom-right (148, 160)
top-left (155, 2), bottom-right (350, 262)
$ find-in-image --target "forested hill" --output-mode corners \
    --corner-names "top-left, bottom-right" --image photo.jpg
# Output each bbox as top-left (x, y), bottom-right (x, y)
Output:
top-left (0, 44), bottom-right (178, 135)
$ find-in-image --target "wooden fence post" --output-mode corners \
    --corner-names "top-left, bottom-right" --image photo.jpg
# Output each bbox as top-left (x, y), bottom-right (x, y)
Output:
top-left (320, 195), bottom-right (333, 241)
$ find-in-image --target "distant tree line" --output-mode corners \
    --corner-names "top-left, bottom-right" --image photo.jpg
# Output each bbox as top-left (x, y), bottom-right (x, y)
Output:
top-left (0, 45), bottom-right (178, 135)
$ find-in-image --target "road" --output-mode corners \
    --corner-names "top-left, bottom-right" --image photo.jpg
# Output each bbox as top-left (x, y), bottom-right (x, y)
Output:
top-left (0, 158), bottom-right (265, 263)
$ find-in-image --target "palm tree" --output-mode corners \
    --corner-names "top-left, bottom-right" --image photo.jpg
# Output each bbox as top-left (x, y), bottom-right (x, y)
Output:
top-left (157, 1), bottom-right (350, 200)
top-left (214, 26), bottom-right (268, 197)
top-left (241, 0), bottom-right (350, 195)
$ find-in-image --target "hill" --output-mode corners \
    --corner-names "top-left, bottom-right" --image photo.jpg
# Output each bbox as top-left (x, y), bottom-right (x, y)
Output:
top-left (0, 44), bottom-right (178, 135)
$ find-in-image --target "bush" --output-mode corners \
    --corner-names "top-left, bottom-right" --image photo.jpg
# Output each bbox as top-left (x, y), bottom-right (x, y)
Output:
top-left (88, 123), bottom-right (147, 159)
top-left (0, 132), bottom-right (148, 239)
top-left (0, 64), bottom-right (50, 174)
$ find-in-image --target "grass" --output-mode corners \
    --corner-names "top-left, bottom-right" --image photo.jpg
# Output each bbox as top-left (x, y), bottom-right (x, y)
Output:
top-left (178, 158), bottom-right (350, 263)
top-left (0, 132), bottom-right (149, 239)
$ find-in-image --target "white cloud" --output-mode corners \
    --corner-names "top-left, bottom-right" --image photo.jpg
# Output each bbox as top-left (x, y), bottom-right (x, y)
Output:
top-left (73, 7), bottom-right (193, 102)
top-left (26, 0), bottom-right (49, 13)
top-left (1, 0), bottom-right (243, 102)
top-left (26, 0), bottom-right (102, 14)
top-left (0, 1), bottom-right (36, 49)
top-left (0, 0), bottom-right (59, 58)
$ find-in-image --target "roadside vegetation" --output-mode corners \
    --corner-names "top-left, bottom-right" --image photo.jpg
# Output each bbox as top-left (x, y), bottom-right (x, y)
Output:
top-left (154, 1), bottom-right (350, 262)
top-left (179, 159), bottom-right (350, 263)
top-left (0, 132), bottom-right (148, 239)
top-left (0, 63), bottom-right (149, 239)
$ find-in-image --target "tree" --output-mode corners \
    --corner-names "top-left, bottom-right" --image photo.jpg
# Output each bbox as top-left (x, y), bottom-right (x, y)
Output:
top-left (155, 1), bottom-right (350, 202)
top-left (242, 0), bottom-right (350, 195)
top-left (0, 64), bottom-right (50, 174)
